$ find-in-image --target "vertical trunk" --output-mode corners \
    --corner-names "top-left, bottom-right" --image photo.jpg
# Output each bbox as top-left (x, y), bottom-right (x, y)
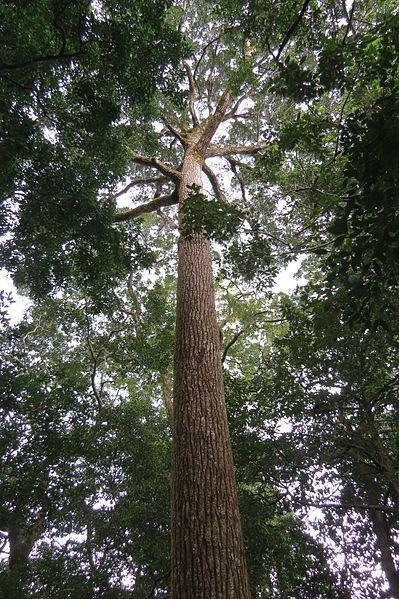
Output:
top-left (171, 148), bottom-right (250, 598)
top-left (8, 526), bottom-right (37, 571)
top-left (369, 507), bottom-right (399, 598)
top-left (360, 411), bottom-right (399, 596)
top-left (367, 483), bottom-right (399, 598)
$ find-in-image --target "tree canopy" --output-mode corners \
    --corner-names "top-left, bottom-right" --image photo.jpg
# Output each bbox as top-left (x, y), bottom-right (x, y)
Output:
top-left (1, 0), bottom-right (399, 597)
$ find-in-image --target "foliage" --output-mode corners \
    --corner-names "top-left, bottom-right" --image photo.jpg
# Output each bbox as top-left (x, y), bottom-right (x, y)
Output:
top-left (0, 0), bottom-right (186, 302)
top-left (181, 185), bottom-right (244, 242)
top-left (2, 0), bottom-right (399, 596)
top-left (326, 16), bottom-right (399, 323)
top-left (254, 279), bottom-right (399, 595)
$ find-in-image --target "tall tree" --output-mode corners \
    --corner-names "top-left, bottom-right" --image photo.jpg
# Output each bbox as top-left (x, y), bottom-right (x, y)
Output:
top-left (2, 0), bottom-right (399, 596)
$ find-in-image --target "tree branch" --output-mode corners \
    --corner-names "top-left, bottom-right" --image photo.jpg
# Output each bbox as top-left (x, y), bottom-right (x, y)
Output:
top-left (184, 61), bottom-right (199, 126)
top-left (206, 141), bottom-right (267, 158)
top-left (161, 118), bottom-right (186, 145)
top-left (193, 28), bottom-right (237, 83)
top-left (222, 317), bottom-right (285, 363)
top-left (127, 273), bottom-right (142, 324)
top-left (276, 0), bottom-right (312, 60)
top-left (145, 570), bottom-right (171, 599)
top-left (115, 191), bottom-right (178, 223)
top-left (0, 47), bottom-right (85, 72)
top-left (157, 209), bottom-right (178, 230)
top-left (227, 157), bottom-right (248, 205)
top-left (113, 176), bottom-right (168, 200)
top-left (126, 148), bottom-right (181, 183)
top-left (223, 96), bottom-right (249, 121)
top-left (84, 305), bottom-right (102, 408)
top-left (296, 500), bottom-right (399, 515)
top-left (197, 89), bottom-right (233, 154)
top-left (342, 0), bottom-right (357, 41)
top-left (161, 373), bottom-right (174, 426)
top-left (202, 163), bottom-right (225, 201)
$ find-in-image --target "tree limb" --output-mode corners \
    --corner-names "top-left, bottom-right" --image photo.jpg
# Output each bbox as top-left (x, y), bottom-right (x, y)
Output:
top-left (0, 47), bottom-right (85, 73)
top-left (184, 61), bottom-right (199, 126)
top-left (227, 157), bottom-right (247, 205)
top-left (196, 89), bottom-right (233, 155)
top-left (145, 570), bottom-right (171, 599)
top-left (115, 191), bottom-right (178, 222)
top-left (342, 0), bottom-right (357, 41)
top-left (193, 28), bottom-right (237, 83)
top-left (84, 305), bottom-right (103, 408)
top-left (161, 373), bottom-right (174, 426)
top-left (127, 273), bottom-right (142, 325)
top-left (223, 96), bottom-right (249, 121)
top-left (222, 317), bottom-right (285, 363)
top-left (113, 176), bottom-right (168, 200)
top-left (205, 141), bottom-right (267, 157)
top-left (296, 500), bottom-right (399, 515)
top-left (157, 209), bottom-right (178, 230)
top-left (126, 148), bottom-right (181, 183)
top-left (161, 118), bottom-right (186, 145)
top-left (202, 163), bottom-right (225, 201)
top-left (276, 0), bottom-right (312, 60)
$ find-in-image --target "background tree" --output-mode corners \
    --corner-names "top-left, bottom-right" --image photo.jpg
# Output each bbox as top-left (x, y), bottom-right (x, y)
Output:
top-left (0, 286), bottom-right (347, 598)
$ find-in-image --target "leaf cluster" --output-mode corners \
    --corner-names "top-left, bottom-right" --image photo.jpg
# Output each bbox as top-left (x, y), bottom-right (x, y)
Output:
top-left (181, 185), bottom-right (244, 242)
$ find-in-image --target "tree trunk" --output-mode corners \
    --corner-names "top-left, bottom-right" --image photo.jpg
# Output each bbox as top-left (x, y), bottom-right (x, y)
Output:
top-left (8, 526), bottom-right (38, 571)
top-left (367, 483), bottom-right (399, 598)
top-left (171, 145), bottom-right (250, 598)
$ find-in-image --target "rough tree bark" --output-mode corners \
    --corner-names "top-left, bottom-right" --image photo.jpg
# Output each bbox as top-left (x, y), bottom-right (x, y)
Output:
top-left (8, 526), bottom-right (38, 571)
top-left (117, 85), bottom-right (255, 597)
top-left (171, 111), bottom-right (250, 597)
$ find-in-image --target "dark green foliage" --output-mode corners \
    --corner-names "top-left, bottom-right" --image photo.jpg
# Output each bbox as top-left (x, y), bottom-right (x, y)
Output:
top-left (222, 231), bottom-right (276, 289)
top-left (181, 185), bottom-right (244, 241)
top-left (0, 0), bottom-right (185, 301)
top-left (328, 106), bottom-right (399, 322)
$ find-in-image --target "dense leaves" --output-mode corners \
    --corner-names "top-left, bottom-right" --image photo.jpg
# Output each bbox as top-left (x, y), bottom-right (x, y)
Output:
top-left (2, 0), bottom-right (399, 596)
top-left (0, 0), bottom-right (185, 301)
